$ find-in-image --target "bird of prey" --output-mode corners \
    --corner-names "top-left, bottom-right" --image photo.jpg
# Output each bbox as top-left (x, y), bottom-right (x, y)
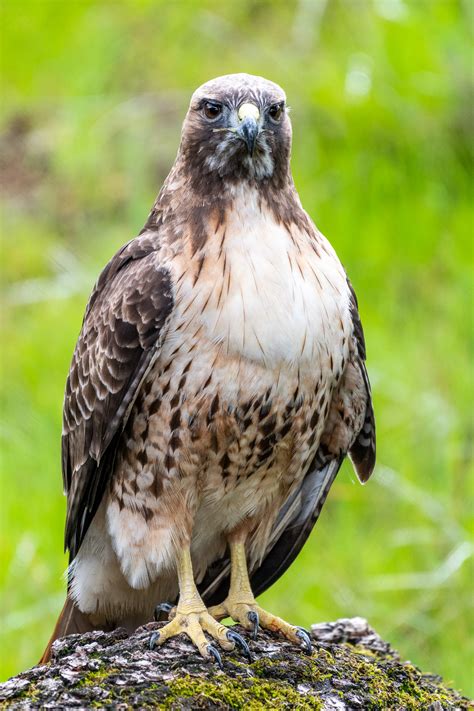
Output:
top-left (41, 73), bottom-right (375, 665)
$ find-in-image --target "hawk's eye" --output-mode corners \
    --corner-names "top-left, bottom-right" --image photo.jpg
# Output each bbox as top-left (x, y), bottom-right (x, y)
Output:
top-left (268, 103), bottom-right (284, 123)
top-left (203, 102), bottom-right (223, 120)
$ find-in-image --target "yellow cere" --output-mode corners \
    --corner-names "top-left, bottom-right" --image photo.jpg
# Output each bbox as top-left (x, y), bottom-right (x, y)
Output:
top-left (238, 103), bottom-right (260, 122)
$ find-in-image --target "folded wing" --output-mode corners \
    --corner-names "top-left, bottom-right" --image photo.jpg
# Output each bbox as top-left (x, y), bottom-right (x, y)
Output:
top-left (62, 236), bottom-right (174, 560)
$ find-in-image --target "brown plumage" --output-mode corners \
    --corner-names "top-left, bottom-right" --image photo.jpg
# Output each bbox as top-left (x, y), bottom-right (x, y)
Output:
top-left (42, 74), bottom-right (375, 663)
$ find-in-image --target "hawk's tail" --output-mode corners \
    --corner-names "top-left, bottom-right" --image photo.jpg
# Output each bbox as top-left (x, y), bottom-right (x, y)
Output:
top-left (39, 596), bottom-right (101, 664)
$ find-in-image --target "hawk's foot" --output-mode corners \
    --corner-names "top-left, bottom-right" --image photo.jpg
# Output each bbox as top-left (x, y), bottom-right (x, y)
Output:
top-left (208, 540), bottom-right (312, 653)
top-left (208, 598), bottom-right (312, 653)
top-left (149, 548), bottom-right (251, 664)
top-left (150, 607), bottom-right (239, 665)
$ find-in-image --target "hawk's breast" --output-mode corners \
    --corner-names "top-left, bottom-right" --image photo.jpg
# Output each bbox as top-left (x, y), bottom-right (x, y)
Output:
top-left (105, 190), bottom-right (354, 589)
top-left (171, 187), bottom-right (352, 373)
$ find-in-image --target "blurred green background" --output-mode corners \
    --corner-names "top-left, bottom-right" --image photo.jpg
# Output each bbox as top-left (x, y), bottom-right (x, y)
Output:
top-left (1, 0), bottom-right (472, 695)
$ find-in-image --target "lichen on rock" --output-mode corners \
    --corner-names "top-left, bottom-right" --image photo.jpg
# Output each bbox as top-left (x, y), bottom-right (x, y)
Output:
top-left (0, 618), bottom-right (470, 709)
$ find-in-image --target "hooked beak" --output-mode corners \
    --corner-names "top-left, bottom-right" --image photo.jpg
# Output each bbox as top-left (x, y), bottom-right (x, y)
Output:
top-left (237, 103), bottom-right (260, 156)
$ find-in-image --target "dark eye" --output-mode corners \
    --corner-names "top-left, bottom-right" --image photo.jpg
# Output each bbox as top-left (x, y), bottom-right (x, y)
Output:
top-left (268, 102), bottom-right (284, 122)
top-left (203, 102), bottom-right (223, 120)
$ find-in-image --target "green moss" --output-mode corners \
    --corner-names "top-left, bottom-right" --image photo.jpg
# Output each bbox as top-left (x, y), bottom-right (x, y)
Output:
top-left (251, 655), bottom-right (331, 685)
top-left (246, 643), bottom-right (468, 710)
top-left (0, 680), bottom-right (40, 707)
top-left (78, 666), bottom-right (119, 687)
top-left (164, 673), bottom-right (323, 710)
top-left (320, 645), bottom-right (467, 710)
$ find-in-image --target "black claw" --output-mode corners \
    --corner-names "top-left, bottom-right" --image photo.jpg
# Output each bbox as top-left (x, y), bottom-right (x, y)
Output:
top-left (149, 631), bottom-right (160, 650)
top-left (296, 626), bottom-right (312, 655)
top-left (247, 610), bottom-right (259, 641)
top-left (207, 644), bottom-right (224, 670)
top-left (154, 602), bottom-right (173, 621)
top-left (227, 630), bottom-right (253, 662)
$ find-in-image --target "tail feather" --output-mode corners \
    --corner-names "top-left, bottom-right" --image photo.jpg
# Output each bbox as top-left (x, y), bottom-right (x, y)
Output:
top-left (39, 597), bottom-right (105, 664)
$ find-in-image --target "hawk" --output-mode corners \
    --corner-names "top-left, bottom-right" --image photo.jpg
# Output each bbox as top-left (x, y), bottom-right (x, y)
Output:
top-left (41, 74), bottom-right (375, 665)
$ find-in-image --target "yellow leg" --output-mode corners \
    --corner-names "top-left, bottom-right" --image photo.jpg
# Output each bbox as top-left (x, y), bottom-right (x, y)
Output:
top-left (149, 547), bottom-right (251, 663)
top-left (208, 541), bottom-right (312, 653)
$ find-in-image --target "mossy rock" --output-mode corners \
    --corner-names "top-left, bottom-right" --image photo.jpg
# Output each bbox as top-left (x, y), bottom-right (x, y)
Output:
top-left (0, 618), bottom-right (470, 709)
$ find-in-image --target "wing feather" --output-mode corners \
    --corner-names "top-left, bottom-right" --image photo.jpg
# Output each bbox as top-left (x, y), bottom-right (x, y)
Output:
top-left (63, 235), bottom-right (173, 560)
top-left (346, 277), bottom-right (376, 481)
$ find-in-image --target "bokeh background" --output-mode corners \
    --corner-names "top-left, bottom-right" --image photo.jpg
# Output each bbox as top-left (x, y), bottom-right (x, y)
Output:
top-left (1, 0), bottom-right (472, 694)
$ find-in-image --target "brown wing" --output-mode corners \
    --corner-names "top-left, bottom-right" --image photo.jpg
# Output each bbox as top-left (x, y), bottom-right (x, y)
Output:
top-left (346, 277), bottom-right (376, 481)
top-left (201, 277), bottom-right (375, 604)
top-left (62, 235), bottom-right (173, 560)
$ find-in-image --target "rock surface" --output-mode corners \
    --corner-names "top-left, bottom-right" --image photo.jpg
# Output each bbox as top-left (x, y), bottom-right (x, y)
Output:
top-left (0, 617), bottom-right (470, 709)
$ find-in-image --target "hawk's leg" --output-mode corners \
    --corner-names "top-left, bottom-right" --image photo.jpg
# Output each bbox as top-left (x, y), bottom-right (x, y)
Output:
top-left (149, 547), bottom-right (250, 664)
top-left (208, 539), bottom-right (312, 654)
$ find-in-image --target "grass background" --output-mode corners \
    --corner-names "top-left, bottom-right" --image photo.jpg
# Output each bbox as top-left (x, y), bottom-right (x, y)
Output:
top-left (1, 0), bottom-right (472, 695)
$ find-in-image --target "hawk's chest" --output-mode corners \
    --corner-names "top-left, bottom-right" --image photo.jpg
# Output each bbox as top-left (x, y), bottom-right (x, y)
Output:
top-left (173, 193), bottom-right (350, 370)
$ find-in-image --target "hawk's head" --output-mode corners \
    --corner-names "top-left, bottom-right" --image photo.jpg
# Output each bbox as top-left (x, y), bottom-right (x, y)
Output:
top-left (179, 74), bottom-right (291, 186)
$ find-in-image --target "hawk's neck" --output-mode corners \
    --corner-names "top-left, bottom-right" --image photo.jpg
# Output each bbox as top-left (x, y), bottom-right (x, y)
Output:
top-left (143, 163), bottom-right (311, 244)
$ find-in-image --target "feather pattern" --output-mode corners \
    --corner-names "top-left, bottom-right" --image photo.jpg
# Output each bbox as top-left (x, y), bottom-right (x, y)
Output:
top-left (200, 457), bottom-right (343, 605)
top-left (346, 279), bottom-right (376, 481)
top-left (200, 277), bottom-right (375, 604)
top-left (63, 235), bottom-right (174, 560)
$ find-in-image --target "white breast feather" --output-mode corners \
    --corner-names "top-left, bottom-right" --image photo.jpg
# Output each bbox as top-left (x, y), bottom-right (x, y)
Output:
top-left (176, 187), bottom-right (352, 368)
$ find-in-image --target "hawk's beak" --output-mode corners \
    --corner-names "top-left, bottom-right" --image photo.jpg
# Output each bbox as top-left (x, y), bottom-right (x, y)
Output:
top-left (237, 103), bottom-right (260, 156)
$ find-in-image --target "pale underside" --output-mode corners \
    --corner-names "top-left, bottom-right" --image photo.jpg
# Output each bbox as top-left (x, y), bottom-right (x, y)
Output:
top-left (69, 187), bottom-right (359, 627)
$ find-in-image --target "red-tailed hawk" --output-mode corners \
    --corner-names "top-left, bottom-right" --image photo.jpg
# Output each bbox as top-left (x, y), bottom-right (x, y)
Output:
top-left (42, 74), bottom-right (375, 666)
